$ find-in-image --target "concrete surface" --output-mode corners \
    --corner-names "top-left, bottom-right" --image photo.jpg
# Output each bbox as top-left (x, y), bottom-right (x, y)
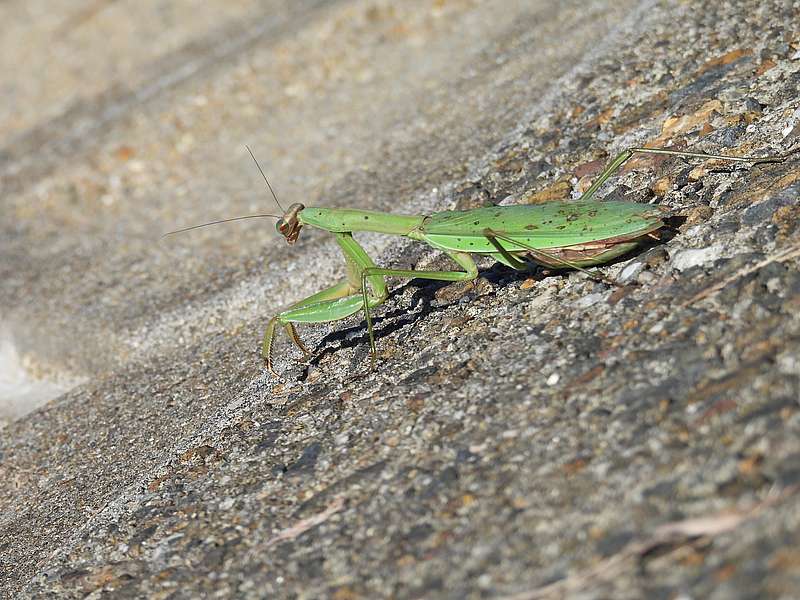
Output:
top-left (1, 0), bottom-right (799, 597)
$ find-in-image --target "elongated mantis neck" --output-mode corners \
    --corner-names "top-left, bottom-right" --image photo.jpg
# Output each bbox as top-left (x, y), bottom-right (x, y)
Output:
top-left (298, 206), bottom-right (426, 235)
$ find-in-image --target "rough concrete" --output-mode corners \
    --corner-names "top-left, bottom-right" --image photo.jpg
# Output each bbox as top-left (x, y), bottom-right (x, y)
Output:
top-left (1, 0), bottom-right (799, 597)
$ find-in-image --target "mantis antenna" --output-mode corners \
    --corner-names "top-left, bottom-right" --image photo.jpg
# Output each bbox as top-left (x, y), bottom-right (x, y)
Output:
top-left (245, 144), bottom-right (285, 212)
top-left (161, 213), bottom-right (283, 237)
top-left (162, 146), bottom-right (286, 237)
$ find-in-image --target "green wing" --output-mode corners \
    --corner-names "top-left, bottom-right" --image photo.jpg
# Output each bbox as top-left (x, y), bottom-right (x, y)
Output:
top-left (419, 201), bottom-right (665, 252)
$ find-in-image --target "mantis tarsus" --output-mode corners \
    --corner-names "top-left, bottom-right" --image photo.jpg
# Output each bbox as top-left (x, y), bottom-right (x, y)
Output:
top-left (168, 145), bottom-right (789, 375)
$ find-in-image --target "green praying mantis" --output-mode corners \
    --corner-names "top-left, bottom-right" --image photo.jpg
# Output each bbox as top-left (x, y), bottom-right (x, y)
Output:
top-left (168, 144), bottom-right (789, 375)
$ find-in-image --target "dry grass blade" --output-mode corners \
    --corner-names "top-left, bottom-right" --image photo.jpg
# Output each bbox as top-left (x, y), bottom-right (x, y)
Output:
top-left (682, 243), bottom-right (800, 307)
top-left (499, 485), bottom-right (797, 600)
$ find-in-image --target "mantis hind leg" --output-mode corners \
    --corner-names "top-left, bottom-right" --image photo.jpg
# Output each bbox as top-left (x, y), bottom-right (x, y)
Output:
top-left (579, 146), bottom-right (789, 203)
top-left (483, 230), bottom-right (621, 287)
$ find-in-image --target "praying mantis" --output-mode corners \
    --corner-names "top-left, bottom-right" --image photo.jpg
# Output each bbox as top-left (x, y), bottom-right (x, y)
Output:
top-left (168, 145), bottom-right (788, 375)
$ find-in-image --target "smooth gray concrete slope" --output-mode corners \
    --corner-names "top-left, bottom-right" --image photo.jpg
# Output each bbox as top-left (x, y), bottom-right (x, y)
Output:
top-left (1, 0), bottom-right (800, 598)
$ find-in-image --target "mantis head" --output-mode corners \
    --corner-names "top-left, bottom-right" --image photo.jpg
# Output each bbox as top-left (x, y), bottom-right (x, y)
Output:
top-left (276, 203), bottom-right (305, 244)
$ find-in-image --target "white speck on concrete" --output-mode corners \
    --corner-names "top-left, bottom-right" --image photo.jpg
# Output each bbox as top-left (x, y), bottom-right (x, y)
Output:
top-left (782, 107), bottom-right (800, 137)
top-left (573, 292), bottom-right (609, 308)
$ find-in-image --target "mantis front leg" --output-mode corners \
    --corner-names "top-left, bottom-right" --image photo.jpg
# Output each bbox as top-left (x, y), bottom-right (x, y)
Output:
top-left (262, 232), bottom-right (389, 374)
top-left (262, 279), bottom-right (353, 373)
top-left (263, 232), bottom-right (479, 373)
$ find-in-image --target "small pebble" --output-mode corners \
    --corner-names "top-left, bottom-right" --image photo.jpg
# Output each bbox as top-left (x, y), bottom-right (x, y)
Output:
top-left (573, 292), bottom-right (607, 308)
top-left (619, 262), bottom-right (643, 283)
top-left (671, 245), bottom-right (724, 271)
top-left (637, 271), bottom-right (657, 284)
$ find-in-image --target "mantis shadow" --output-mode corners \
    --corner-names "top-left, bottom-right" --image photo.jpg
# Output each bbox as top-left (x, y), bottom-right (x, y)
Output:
top-left (299, 261), bottom-right (529, 377)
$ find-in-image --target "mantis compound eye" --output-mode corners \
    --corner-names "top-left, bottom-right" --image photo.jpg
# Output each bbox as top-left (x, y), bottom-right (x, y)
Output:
top-left (275, 219), bottom-right (285, 234)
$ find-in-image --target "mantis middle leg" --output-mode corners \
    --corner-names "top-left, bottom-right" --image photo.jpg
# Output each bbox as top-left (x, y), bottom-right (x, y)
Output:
top-left (359, 250), bottom-right (478, 362)
top-left (483, 230), bottom-right (621, 286)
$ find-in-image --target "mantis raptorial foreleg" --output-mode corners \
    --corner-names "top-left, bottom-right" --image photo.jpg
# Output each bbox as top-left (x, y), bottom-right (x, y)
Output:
top-left (263, 232), bottom-right (389, 374)
top-left (263, 280), bottom-right (351, 368)
top-left (265, 233), bottom-right (479, 371)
